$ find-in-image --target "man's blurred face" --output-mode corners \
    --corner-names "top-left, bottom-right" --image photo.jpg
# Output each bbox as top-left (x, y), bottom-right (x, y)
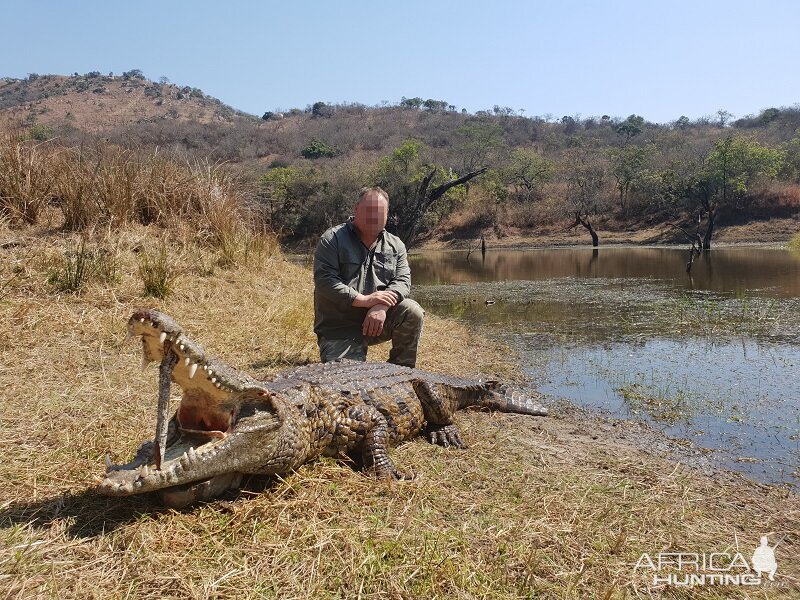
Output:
top-left (353, 191), bottom-right (388, 241)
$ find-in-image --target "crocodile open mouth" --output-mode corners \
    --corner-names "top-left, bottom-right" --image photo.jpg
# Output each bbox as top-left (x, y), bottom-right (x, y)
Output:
top-left (98, 309), bottom-right (257, 503)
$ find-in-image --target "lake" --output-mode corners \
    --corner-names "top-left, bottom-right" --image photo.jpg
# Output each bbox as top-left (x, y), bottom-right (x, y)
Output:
top-left (409, 246), bottom-right (800, 489)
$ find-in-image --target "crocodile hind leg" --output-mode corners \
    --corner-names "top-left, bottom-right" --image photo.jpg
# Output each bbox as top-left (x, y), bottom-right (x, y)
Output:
top-left (411, 380), bottom-right (467, 448)
top-left (346, 405), bottom-right (412, 480)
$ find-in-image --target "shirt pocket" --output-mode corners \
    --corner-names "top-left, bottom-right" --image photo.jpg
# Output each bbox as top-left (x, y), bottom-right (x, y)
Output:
top-left (373, 251), bottom-right (397, 282)
top-left (338, 248), bottom-right (364, 285)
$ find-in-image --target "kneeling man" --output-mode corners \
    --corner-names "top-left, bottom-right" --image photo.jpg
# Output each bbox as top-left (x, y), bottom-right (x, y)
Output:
top-left (313, 187), bottom-right (424, 367)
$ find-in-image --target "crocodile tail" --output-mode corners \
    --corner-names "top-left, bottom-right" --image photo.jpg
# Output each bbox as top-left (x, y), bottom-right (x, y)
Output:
top-left (461, 382), bottom-right (548, 416)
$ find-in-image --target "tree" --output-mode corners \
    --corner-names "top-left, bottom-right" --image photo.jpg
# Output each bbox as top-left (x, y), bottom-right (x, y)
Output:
top-left (311, 101), bottom-right (333, 118)
top-left (374, 141), bottom-right (487, 244)
top-left (422, 99), bottom-right (448, 111)
top-left (400, 96), bottom-right (423, 109)
top-left (562, 144), bottom-right (608, 247)
top-left (503, 148), bottom-right (553, 203)
top-left (614, 114), bottom-right (645, 141)
top-left (608, 144), bottom-right (651, 214)
top-left (689, 135), bottom-right (784, 249)
top-left (454, 121), bottom-right (506, 175)
top-left (716, 109), bottom-right (734, 128)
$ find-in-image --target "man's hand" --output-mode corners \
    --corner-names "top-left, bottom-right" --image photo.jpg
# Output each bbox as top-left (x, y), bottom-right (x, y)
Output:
top-left (362, 305), bottom-right (387, 338)
top-left (352, 290), bottom-right (398, 308)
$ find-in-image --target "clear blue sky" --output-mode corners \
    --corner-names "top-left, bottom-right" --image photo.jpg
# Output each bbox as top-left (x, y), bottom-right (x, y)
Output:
top-left (2, 0), bottom-right (799, 123)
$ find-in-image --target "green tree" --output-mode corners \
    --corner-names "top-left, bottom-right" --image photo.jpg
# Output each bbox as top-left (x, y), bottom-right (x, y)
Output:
top-left (690, 135), bottom-right (784, 248)
top-left (614, 114), bottom-right (645, 141)
top-left (400, 96), bottom-right (423, 109)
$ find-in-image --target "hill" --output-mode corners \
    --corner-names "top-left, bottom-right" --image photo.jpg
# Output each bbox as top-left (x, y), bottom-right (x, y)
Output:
top-left (1, 72), bottom-right (799, 247)
top-left (0, 71), bottom-right (256, 134)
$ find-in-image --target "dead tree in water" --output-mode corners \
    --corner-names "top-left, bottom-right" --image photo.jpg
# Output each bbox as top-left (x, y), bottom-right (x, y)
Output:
top-left (669, 215), bottom-right (704, 273)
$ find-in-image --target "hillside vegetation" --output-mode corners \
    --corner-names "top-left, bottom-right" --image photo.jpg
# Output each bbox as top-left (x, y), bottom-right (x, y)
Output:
top-left (2, 72), bottom-right (799, 247)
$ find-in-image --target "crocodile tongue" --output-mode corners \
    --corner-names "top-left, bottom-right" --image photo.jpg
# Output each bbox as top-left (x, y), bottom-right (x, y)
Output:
top-left (155, 347), bottom-right (178, 469)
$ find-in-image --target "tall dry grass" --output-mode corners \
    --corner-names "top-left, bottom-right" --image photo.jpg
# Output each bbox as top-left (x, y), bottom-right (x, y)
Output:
top-left (0, 136), bottom-right (58, 224)
top-left (0, 137), bottom-right (276, 252)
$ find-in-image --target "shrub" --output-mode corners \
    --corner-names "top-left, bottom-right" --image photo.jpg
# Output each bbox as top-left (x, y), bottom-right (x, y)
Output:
top-left (47, 238), bottom-right (119, 293)
top-left (29, 124), bottom-right (53, 141)
top-left (138, 241), bottom-right (180, 299)
top-left (300, 139), bottom-right (338, 159)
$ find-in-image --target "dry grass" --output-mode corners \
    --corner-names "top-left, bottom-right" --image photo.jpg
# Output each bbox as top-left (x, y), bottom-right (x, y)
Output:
top-left (0, 136), bottom-right (267, 244)
top-left (0, 226), bottom-right (798, 599)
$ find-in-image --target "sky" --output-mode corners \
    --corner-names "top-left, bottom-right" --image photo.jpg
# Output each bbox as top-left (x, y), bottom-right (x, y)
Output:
top-left (1, 0), bottom-right (799, 124)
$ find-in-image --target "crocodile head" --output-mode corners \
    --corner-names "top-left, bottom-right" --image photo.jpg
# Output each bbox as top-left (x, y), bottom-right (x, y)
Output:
top-left (98, 309), bottom-right (302, 507)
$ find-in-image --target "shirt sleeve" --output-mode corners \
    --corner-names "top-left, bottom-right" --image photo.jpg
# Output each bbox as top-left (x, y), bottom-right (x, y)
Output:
top-left (386, 244), bottom-right (411, 303)
top-left (313, 232), bottom-right (359, 308)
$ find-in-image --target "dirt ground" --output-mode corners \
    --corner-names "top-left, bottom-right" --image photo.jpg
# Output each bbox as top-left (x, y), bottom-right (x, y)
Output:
top-left (420, 217), bottom-right (800, 250)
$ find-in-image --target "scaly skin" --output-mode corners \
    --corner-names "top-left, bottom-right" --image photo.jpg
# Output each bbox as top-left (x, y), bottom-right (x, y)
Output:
top-left (99, 309), bottom-right (548, 507)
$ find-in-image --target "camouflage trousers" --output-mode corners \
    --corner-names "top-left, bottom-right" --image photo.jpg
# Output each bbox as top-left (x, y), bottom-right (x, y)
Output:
top-left (318, 299), bottom-right (424, 368)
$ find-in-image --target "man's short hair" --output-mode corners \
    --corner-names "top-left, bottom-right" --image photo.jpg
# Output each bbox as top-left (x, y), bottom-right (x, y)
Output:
top-left (357, 186), bottom-right (389, 205)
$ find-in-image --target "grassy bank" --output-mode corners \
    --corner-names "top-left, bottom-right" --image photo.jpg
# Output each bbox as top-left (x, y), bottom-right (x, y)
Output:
top-left (1, 225), bottom-right (798, 599)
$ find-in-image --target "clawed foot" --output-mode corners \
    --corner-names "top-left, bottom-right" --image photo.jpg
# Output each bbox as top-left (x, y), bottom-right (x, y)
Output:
top-left (365, 463), bottom-right (414, 480)
top-left (425, 423), bottom-right (467, 449)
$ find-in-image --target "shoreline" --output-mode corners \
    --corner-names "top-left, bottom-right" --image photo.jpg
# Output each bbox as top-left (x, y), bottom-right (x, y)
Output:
top-left (415, 216), bottom-right (799, 251)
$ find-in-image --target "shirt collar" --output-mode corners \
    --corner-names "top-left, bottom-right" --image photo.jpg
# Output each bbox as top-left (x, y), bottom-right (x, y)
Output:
top-left (346, 217), bottom-right (386, 242)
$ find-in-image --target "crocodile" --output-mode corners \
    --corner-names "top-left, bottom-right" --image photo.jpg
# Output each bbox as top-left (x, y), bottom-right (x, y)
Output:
top-left (98, 309), bottom-right (548, 507)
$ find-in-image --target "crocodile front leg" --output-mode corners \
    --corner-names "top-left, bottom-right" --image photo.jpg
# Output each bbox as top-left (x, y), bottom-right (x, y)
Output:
top-left (411, 380), bottom-right (467, 448)
top-left (345, 405), bottom-right (412, 480)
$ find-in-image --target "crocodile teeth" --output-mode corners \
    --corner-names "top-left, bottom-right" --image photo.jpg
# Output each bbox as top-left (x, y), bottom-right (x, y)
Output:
top-left (211, 377), bottom-right (217, 384)
top-left (179, 343), bottom-right (186, 351)
top-left (188, 447), bottom-right (197, 461)
top-left (184, 357), bottom-right (191, 366)
top-left (189, 363), bottom-right (198, 379)
top-left (202, 365), bottom-right (209, 372)
top-left (105, 453), bottom-right (114, 472)
top-left (139, 318), bottom-right (145, 323)
top-left (180, 452), bottom-right (190, 469)
top-left (159, 332), bottom-right (167, 344)
top-left (207, 369), bottom-right (214, 376)
top-left (141, 464), bottom-right (150, 477)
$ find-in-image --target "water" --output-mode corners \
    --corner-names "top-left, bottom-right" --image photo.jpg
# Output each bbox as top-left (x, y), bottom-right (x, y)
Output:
top-left (409, 246), bottom-right (800, 488)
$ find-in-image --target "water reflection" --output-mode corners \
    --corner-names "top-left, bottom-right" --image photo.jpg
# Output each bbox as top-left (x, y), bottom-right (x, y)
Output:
top-left (410, 247), bottom-right (800, 297)
top-left (410, 246), bottom-right (800, 488)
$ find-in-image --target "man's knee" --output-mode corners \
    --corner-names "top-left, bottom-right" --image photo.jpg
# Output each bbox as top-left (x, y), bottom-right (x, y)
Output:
top-left (396, 298), bottom-right (424, 329)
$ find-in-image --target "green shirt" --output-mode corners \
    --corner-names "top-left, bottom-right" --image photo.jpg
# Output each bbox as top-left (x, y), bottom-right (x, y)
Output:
top-left (313, 219), bottom-right (411, 339)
